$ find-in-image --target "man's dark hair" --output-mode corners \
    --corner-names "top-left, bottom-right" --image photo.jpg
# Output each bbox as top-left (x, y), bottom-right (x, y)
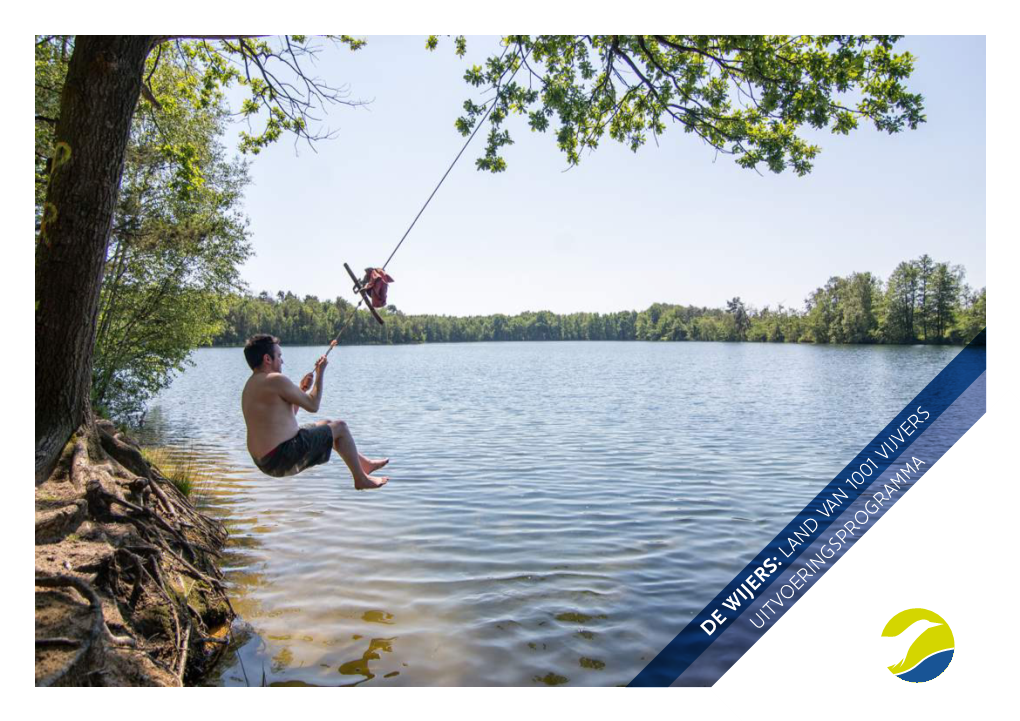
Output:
top-left (244, 334), bottom-right (280, 370)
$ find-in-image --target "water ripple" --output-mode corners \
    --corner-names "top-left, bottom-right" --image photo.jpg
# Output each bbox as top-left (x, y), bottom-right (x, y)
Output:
top-left (139, 341), bottom-right (960, 686)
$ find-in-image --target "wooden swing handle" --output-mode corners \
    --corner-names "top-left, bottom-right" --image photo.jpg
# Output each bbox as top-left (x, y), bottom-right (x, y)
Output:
top-left (344, 262), bottom-right (386, 326)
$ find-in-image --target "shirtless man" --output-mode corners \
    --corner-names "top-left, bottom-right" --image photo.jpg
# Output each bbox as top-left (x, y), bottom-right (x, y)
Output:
top-left (241, 334), bottom-right (388, 488)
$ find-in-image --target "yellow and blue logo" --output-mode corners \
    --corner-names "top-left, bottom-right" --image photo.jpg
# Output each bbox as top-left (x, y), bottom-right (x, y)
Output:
top-left (881, 608), bottom-right (954, 683)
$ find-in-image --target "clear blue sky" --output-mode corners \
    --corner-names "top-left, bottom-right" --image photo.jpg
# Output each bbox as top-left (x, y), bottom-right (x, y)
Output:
top-left (230, 35), bottom-right (985, 316)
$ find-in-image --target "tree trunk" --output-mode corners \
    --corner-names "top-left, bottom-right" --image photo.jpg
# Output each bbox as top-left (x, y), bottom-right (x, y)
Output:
top-left (35, 36), bottom-right (156, 482)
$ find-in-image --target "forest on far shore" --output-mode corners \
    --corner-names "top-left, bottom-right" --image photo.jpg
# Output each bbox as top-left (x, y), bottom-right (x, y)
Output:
top-left (214, 254), bottom-right (985, 349)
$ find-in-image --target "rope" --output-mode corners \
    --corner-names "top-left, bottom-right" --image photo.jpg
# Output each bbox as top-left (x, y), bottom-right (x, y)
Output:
top-left (381, 95), bottom-right (499, 272)
top-left (317, 44), bottom-right (528, 365)
top-left (321, 299), bottom-right (364, 359)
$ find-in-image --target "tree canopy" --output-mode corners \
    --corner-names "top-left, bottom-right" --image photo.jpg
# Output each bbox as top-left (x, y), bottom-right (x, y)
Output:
top-left (431, 35), bottom-right (924, 173)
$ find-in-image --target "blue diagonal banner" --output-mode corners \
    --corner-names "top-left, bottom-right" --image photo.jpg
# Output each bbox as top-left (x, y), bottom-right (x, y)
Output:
top-left (629, 330), bottom-right (987, 687)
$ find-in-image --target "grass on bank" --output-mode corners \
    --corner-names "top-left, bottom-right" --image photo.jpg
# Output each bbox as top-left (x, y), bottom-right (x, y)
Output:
top-left (141, 446), bottom-right (209, 501)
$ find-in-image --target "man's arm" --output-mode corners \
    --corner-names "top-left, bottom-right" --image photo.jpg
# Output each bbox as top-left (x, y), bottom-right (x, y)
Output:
top-left (273, 356), bottom-right (327, 414)
top-left (273, 375), bottom-right (319, 413)
top-left (294, 373), bottom-right (314, 415)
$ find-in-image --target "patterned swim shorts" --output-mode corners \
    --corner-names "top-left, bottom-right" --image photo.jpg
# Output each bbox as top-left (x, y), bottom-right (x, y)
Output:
top-left (253, 423), bottom-right (334, 477)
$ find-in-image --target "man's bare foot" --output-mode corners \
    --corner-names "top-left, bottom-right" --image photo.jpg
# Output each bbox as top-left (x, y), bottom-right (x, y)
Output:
top-left (359, 457), bottom-right (389, 474)
top-left (354, 475), bottom-right (389, 490)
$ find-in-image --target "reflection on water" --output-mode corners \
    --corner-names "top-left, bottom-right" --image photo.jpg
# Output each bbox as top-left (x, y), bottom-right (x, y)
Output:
top-left (338, 637), bottom-right (397, 684)
top-left (141, 342), bottom-right (961, 686)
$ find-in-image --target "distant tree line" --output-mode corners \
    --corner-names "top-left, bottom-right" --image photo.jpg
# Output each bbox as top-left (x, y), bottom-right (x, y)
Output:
top-left (213, 254), bottom-right (985, 348)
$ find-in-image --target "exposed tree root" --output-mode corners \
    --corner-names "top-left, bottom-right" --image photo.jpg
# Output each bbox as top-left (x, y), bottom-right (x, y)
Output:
top-left (35, 500), bottom-right (86, 544)
top-left (35, 421), bottom-right (234, 686)
top-left (34, 573), bottom-right (137, 687)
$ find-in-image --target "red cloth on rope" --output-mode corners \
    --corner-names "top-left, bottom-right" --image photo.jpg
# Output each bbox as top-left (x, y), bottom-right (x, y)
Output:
top-left (362, 268), bottom-right (395, 308)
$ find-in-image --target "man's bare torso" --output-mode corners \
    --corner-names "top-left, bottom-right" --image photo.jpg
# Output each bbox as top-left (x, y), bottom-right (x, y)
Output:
top-left (242, 372), bottom-right (299, 459)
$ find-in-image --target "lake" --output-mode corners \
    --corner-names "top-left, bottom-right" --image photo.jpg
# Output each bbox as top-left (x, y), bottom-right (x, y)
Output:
top-left (138, 341), bottom-right (961, 686)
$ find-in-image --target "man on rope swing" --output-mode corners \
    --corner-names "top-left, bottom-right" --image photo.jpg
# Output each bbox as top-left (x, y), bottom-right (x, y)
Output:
top-left (241, 334), bottom-right (389, 489)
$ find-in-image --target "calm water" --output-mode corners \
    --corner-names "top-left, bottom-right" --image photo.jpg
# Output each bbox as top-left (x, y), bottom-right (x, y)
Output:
top-left (140, 341), bottom-right (960, 686)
